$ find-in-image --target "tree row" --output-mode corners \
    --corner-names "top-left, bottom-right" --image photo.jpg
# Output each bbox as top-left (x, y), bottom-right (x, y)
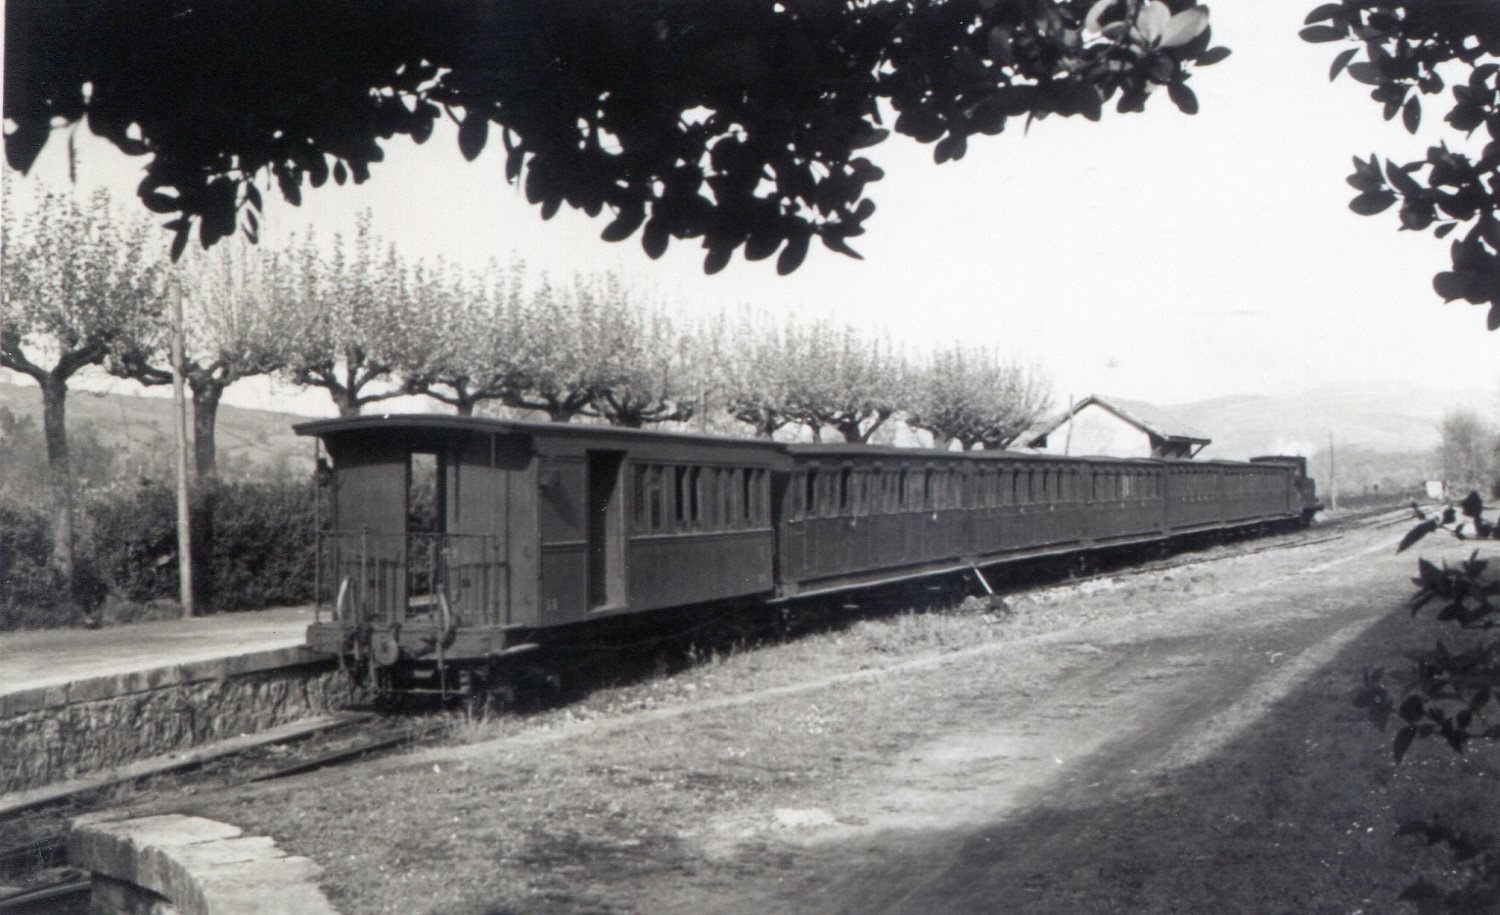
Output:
top-left (2, 182), bottom-right (1051, 585)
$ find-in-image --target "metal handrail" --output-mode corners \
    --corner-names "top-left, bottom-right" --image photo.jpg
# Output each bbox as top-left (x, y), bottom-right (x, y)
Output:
top-left (315, 530), bottom-right (509, 626)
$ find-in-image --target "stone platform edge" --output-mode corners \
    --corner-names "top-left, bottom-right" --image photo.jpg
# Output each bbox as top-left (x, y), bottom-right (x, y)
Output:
top-left (71, 812), bottom-right (340, 915)
top-left (0, 646), bottom-right (332, 719)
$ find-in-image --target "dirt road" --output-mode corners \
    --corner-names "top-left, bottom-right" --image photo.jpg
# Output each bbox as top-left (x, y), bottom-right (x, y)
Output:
top-left (618, 526), bottom-right (1417, 913)
top-left (205, 519), bottom-right (1492, 913)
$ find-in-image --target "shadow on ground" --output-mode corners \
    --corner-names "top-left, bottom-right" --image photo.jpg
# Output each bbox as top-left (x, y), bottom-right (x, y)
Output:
top-left (684, 607), bottom-right (1496, 915)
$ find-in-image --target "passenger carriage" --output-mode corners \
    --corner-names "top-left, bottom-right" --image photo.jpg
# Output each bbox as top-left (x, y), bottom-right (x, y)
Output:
top-left (297, 414), bottom-right (1318, 698)
top-left (771, 446), bottom-right (1309, 601)
top-left (298, 415), bottom-right (783, 693)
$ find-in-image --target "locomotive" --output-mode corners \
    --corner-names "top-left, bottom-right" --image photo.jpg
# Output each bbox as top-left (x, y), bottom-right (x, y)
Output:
top-left (297, 414), bottom-right (1320, 698)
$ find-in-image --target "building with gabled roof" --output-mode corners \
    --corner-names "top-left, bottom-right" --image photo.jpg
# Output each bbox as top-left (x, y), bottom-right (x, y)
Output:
top-left (1022, 394), bottom-right (1210, 459)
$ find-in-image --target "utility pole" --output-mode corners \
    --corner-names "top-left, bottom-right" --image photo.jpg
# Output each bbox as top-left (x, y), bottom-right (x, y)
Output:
top-left (1063, 395), bottom-right (1075, 456)
top-left (1328, 430), bottom-right (1338, 512)
top-left (170, 280), bottom-right (195, 617)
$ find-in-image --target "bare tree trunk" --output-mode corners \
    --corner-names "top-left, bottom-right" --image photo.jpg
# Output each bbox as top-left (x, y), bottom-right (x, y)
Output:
top-left (189, 381), bottom-right (224, 611)
top-left (40, 375), bottom-right (74, 581)
top-left (334, 388), bottom-right (359, 416)
top-left (190, 382), bottom-right (223, 481)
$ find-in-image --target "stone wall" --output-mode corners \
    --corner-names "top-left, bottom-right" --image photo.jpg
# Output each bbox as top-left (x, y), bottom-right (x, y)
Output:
top-left (0, 649), bottom-right (360, 793)
top-left (71, 813), bottom-right (340, 914)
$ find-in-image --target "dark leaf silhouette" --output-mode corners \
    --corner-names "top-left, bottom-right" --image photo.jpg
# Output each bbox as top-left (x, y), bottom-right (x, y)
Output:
top-left (1399, 519), bottom-right (1440, 553)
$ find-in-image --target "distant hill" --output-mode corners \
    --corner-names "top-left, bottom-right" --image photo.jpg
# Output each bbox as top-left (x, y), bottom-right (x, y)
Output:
top-left (1107, 381), bottom-right (1491, 492)
top-left (0, 379), bottom-right (317, 479)
top-left (1, 377), bottom-right (1484, 492)
top-left (1140, 381), bottom-right (1491, 461)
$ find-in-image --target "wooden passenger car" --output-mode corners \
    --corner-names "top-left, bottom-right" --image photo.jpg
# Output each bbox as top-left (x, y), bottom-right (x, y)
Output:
top-left (298, 414), bottom-right (1316, 697)
top-left (297, 415), bottom-right (783, 689)
top-left (772, 445), bottom-right (1309, 600)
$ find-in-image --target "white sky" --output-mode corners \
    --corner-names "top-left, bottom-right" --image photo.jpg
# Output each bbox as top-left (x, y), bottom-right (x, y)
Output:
top-left (7, 3), bottom-right (1496, 416)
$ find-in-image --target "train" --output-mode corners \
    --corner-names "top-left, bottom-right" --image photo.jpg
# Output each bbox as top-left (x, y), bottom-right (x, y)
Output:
top-left (296, 414), bottom-right (1321, 699)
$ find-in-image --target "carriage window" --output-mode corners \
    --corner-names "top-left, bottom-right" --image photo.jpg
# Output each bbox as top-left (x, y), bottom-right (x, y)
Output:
top-left (407, 452), bottom-right (440, 534)
top-left (839, 467), bottom-right (852, 515)
top-left (703, 467), bottom-right (720, 528)
top-left (648, 465), bottom-right (665, 531)
top-left (632, 464), bottom-right (646, 532)
top-left (725, 468), bottom-right (741, 525)
top-left (673, 466), bottom-right (689, 528)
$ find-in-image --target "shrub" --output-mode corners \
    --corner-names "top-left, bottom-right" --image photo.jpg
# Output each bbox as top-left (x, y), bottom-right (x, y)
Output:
top-left (81, 480), bottom-right (179, 605)
top-left (0, 502), bottom-right (73, 628)
top-left (1356, 494), bottom-right (1500, 911)
top-left (205, 479), bottom-right (319, 611)
top-left (71, 476), bottom-right (320, 617)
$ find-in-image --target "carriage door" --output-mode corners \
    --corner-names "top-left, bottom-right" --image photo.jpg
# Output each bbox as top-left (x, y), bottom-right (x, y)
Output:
top-left (587, 451), bottom-right (626, 610)
top-left (406, 451), bottom-right (447, 621)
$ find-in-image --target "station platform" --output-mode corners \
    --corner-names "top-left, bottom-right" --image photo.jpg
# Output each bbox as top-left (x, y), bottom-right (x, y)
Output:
top-left (0, 605), bottom-right (326, 717)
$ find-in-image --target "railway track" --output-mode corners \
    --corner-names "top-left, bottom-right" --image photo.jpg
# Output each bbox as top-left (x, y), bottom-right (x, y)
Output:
top-left (0, 713), bottom-right (437, 913)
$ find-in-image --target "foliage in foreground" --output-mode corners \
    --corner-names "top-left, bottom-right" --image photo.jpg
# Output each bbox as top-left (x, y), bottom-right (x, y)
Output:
top-left (6, 1), bottom-right (1226, 272)
top-left (1302, 1), bottom-right (1500, 330)
top-left (1355, 494), bottom-right (1500, 912)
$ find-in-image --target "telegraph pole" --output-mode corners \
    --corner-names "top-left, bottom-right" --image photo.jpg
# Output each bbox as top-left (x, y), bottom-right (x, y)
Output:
top-left (1063, 395), bottom-right (1075, 456)
top-left (170, 280), bottom-right (195, 617)
top-left (1328, 430), bottom-right (1337, 512)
